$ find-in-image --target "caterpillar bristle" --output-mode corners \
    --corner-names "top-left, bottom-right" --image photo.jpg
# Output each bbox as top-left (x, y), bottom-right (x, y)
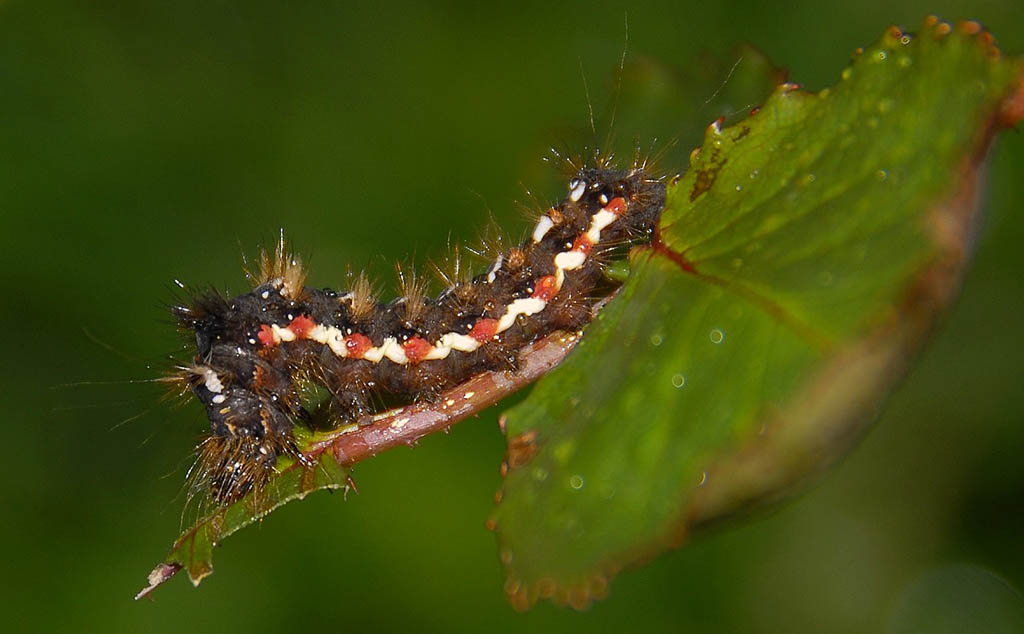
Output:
top-left (515, 192), bottom-right (549, 225)
top-left (429, 238), bottom-right (468, 288)
top-left (327, 384), bottom-right (374, 426)
top-left (549, 293), bottom-right (594, 332)
top-left (545, 146), bottom-right (580, 176)
top-left (189, 433), bottom-right (301, 508)
top-left (395, 262), bottom-right (429, 324)
top-left (154, 369), bottom-right (197, 408)
top-left (345, 270), bottom-right (379, 320)
top-left (547, 146), bottom-right (618, 179)
top-left (482, 339), bottom-right (520, 373)
top-left (503, 247), bottom-right (527, 274)
top-left (430, 243), bottom-right (478, 316)
top-left (632, 136), bottom-right (681, 185)
top-left (168, 289), bottom-right (228, 348)
top-left (592, 149), bottom-right (615, 171)
top-left (251, 232), bottom-right (307, 300)
top-left (171, 156), bottom-right (667, 509)
top-left (467, 214), bottom-right (511, 264)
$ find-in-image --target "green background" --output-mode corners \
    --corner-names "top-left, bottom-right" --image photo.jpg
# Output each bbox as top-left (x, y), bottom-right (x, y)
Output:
top-left (2, 1), bottom-right (1022, 632)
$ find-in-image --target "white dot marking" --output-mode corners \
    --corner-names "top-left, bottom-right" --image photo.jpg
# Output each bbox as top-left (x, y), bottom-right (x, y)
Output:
top-left (201, 367), bottom-right (224, 393)
top-left (487, 254), bottom-right (504, 284)
top-left (554, 250), bottom-right (586, 271)
top-left (570, 180), bottom-right (586, 202)
top-left (531, 215), bottom-right (554, 242)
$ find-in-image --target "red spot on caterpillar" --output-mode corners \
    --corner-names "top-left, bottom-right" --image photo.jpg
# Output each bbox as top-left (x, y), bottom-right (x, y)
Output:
top-left (571, 234), bottom-right (593, 255)
top-left (469, 318), bottom-right (498, 342)
top-left (531, 275), bottom-right (559, 302)
top-left (287, 315), bottom-right (316, 338)
top-left (344, 333), bottom-right (373, 359)
top-left (258, 324), bottom-right (277, 346)
top-left (402, 336), bottom-right (433, 363)
top-left (605, 197), bottom-right (627, 215)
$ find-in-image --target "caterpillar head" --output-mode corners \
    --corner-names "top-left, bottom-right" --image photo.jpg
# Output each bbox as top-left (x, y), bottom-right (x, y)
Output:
top-left (174, 285), bottom-right (302, 504)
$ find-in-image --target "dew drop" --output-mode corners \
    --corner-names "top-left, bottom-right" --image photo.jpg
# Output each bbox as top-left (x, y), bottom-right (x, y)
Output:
top-left (709, 329), bottom-right (725, 344)
top-left (876, 169), bottom-right (888, 181)
top-left (569, 475), bottom-right (584, 490)
top-left (749, 169), bottom-right (760, 179)
top-left (735, 184), bottom-right (743, 192)
top-left (671, 374), bottom-right (686, 388)
top-left (650, 333), bottom-right (664, 347)
top-left (877, 50), bottom-right (888, 61)
top-left (532, 466), bottom-right (548, 482)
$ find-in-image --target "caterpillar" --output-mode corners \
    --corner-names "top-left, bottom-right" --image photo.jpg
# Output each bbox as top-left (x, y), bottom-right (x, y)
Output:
top-left (172, 154), bottom-right (667, 505)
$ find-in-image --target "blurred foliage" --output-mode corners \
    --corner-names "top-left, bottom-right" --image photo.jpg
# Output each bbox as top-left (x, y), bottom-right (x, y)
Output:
top-left (2, 1), bottom-right (1023, 632)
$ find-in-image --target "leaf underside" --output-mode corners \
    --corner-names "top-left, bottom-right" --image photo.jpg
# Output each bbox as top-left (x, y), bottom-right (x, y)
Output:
top-left (491, 19), bottom-right (1024, 610)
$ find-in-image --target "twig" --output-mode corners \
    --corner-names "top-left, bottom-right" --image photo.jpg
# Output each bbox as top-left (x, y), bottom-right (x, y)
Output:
top-left (306, 329), bottom-right (583, 465)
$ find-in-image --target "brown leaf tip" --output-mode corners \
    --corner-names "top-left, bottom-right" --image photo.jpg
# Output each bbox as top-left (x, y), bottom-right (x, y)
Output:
top-left (503, 572), bottom-right (611, 611)
top-left (505, 430), bottom-right (539, 469)
top-left (135, 562), bottom-right (183, 601)
top-left (1000, 73), bottom-right (1024, 128)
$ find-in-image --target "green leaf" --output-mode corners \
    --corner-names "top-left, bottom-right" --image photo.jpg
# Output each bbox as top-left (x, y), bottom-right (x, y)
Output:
top-left (137, 450), bottom-right (350, 598)
top-left (491, 19), bottom-right (1024, 610)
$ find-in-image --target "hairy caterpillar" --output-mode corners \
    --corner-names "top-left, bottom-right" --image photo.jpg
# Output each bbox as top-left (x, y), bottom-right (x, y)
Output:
top-left (172, 154), bottom-right (667, 505)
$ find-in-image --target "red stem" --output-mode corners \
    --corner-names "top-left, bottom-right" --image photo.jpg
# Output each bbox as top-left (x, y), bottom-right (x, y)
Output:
top-left (306, 329), bottom-right (583, 465)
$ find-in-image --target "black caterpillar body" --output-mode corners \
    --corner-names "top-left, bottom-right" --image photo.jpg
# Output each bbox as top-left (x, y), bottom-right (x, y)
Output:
top-left (173, 162), bottom-right (666, 503)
